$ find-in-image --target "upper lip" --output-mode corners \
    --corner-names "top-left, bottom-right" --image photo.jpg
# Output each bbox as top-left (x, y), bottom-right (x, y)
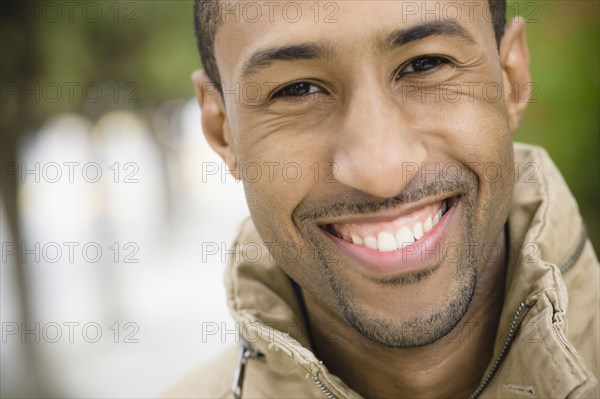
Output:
top-left (317, 194), bottom-right (458, 226)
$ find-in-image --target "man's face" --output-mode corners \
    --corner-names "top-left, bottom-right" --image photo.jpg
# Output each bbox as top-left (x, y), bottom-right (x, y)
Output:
top-left (209, 0), bottom-right (520, 347)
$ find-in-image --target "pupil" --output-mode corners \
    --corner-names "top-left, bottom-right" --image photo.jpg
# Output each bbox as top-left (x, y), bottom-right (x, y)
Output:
top-left (416, 57), bottom-right (440, 71)
top-left (292, 82), bottom-right (309, 95)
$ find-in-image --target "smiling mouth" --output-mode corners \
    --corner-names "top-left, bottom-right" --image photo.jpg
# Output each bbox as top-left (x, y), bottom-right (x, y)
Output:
top-left (322, 197), bottom-right (454, 252)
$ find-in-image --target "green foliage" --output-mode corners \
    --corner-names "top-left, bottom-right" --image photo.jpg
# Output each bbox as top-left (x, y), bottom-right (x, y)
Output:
top-left (21, 1), bottom-right (200, 116)
top-left (509, 1), bottom-right (600, 250)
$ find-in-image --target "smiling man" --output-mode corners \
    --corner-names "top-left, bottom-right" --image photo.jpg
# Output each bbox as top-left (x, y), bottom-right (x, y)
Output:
top-left (164, 1), bottom-right (599, 398)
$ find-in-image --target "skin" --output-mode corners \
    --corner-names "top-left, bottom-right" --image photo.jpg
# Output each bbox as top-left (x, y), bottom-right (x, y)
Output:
top-left (194, 1), bottom-right (531, 397)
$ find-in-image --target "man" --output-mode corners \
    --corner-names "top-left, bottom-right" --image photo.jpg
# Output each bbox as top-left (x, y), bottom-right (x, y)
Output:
top-left (165, 0), bottom-right (599, 397)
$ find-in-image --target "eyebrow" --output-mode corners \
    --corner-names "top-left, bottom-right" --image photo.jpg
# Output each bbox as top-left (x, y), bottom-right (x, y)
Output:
top-left (240, 20), bottom-right (476, 80)
top-left (379, 20), bottom-right (476, 52)
top-left (241, 42), bottom-right (332, 80)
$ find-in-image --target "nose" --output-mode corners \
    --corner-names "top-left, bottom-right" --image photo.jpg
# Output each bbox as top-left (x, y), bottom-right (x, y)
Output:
top-left (332, 88), bottom-right (427, 199)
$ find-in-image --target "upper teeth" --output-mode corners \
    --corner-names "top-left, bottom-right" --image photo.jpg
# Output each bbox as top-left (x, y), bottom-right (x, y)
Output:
top-left (335, 200), bottom-right (448, 252)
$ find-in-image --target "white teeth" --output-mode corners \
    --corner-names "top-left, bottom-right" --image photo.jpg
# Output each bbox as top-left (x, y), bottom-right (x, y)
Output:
top-left (377, 232), bottom-right (398, 252)
top-left (412, 222), bottom-right (424, 240)
top-left (351, 234), bottom-right (363, 246)
top-left (343, 200), bottom-right (450, 250)
top-left (395, 227), bottom-right (415, 248)
top-left (364, 236), bottom-right (378, 250)
top-left (432, 203), bottom-right (444, 226)
top-left (423, 216), bottom-right (433, 233)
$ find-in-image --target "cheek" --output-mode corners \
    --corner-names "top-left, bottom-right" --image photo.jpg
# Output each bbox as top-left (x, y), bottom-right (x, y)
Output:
top-left (404, 78), bottom-right (512, 166)
top-left (406, 86), bottom-right (515, 227)
top-left (233, 120), bottom-right (335, 244)
top-left (446, 97), bottom-right (514, 195)
top-left (450, 103), bottom-right (514, 242)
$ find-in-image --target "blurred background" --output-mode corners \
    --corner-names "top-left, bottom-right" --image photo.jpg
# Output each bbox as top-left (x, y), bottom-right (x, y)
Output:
top-left (0, 1), bottom-right (598, 397)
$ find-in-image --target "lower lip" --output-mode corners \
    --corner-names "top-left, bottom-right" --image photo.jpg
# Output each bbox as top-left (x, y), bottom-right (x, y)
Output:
top-left (323, 198), bottom-right (459, 275)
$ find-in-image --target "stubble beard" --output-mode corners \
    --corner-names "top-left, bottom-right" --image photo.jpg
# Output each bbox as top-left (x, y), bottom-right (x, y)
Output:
top-left (300, 177), bottom-right (480, 348)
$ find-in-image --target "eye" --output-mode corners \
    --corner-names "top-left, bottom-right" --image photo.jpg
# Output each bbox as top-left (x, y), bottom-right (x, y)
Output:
top-left (272, 81), bottom-right (324, 99)
top-left (397, 56), bottom-right (452, 79)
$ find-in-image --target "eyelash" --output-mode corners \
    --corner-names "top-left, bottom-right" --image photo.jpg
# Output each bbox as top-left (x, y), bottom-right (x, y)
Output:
top-left (270, 55), bottom-right (453, 101)
top-left (395, 55), bottom-right (453, 79)
top-left (271, 81), bottom-right (326, 101)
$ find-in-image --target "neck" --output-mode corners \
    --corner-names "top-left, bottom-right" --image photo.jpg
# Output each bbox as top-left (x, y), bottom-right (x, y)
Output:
top-left (302, 231), bottom-right (508, 398)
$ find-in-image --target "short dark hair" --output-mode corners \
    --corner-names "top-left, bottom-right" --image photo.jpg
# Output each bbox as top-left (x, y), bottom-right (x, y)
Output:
top-left (194, 0), bottom-right (506, 93)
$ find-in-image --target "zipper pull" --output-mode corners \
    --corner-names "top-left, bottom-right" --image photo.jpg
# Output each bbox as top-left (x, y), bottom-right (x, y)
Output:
top-left (232, 340), bottom-right (260, 399)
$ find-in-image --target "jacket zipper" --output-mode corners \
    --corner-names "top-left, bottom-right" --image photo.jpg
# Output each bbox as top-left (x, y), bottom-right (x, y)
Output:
top-left (314, 372), bottom-right (341, 399)
top-left (314, 298), bottom-right (536, 399)
top-left (232, 341), bottom-right (261, 399)
top-left (468, 298), bottom-right (536, 399)
top-left (559, 225), bottom-right (587, 273)
top-left (468, 225), bottom-right (585, 397)
top-left (235, 298), bottom-right (541, 399)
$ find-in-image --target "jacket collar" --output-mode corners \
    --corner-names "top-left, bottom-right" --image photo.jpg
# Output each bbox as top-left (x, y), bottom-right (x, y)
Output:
top-left (225, 217), bottom-right (359, 398)
top-left (225, 143), bottom-right (596, 398)
top-left (474, 143), bottom-right (596, 398)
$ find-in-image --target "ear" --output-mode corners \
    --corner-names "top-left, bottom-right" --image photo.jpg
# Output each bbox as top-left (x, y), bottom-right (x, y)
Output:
top-left (499, 17), bottom-right (532, 133)
top-left (191, 70), bottom-right (239, 178)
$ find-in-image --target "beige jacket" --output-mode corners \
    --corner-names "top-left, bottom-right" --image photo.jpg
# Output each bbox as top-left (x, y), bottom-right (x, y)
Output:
top-left (164, 143), bottom-right (599, 398)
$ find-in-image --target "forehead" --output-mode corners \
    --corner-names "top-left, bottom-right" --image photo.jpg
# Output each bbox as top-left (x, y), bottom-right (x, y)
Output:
top-left (213, 0), bottom-right (496, 80)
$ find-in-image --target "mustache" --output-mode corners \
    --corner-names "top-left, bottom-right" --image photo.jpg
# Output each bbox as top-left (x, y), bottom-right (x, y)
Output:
top-left (293, 174), bottom-right (476, 224)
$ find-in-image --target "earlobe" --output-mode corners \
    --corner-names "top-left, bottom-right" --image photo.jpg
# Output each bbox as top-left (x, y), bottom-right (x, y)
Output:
top-left (191, 70), bottom-right (239, 177)
top-left (499, 17), bottom-right (532, 133)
